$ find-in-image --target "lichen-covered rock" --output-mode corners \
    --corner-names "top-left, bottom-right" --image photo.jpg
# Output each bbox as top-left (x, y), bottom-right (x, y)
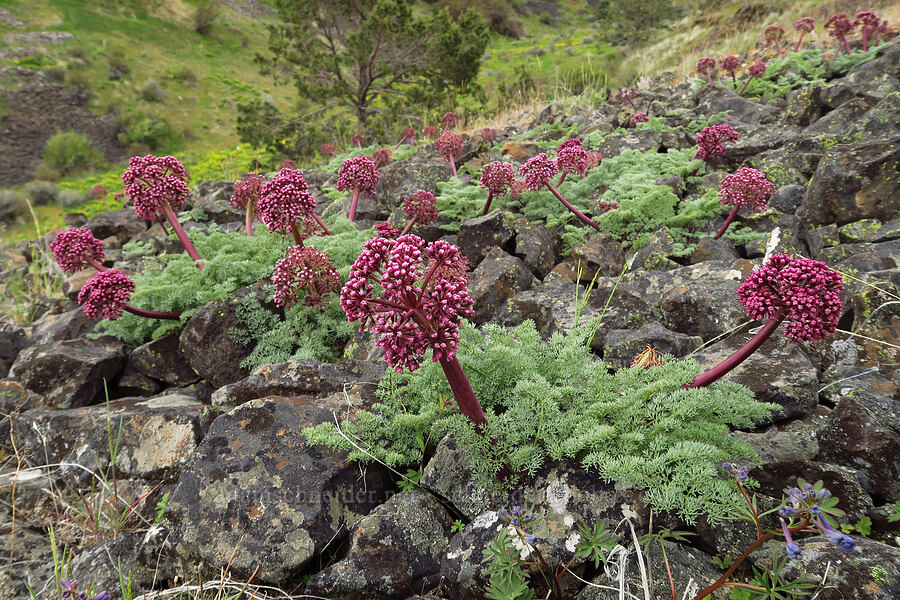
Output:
top-left (116, 363), bottom-right (161, 396)
top-left (179, 281), bottom-right (279, 389)
top-left (191, 180), bottom-right (241, 225)
top-left (694, 85), bottom-right (780, 125)
top-left (800, 135), bottom-right (900, 226)
top-left (818, 395), bottom-right (900, 502)
top-left (457, 210), bottom-right (514, 268)
top-left (10, 337), bottom-right (125, 408)
top-left (746, 137), bottom-right (825, 187)
top-left (306, 491), bottom-right (453, 600)
top-left (27, 306), bottom-right (95, 346)
top-left (167, 394), bottom-right (390, 585)
top-left (210, 358), bottom-right (384, 408)
top-left (129, 331), bottom-right (200, 386)
top-left (85, 208), bottom-right (148, 246)
top-left (69, 528), bottom-right (175, 595)
top-left (602, 321), bottom-right (701, 369)
top-left (378, 157), bottom-right (450, 207)
top-left (13, 394), bottom-right (205, 481)
top-left (821, 365), bottom-right (899, 432)
top-left (628, 227), bottom-right (679, 272)
top-left (514, 219), bottom-right (562, 279)
top-left (0, 320), bottom-right (25, 377)
top-left (690, 236), bottom-right (738, 263)
top-left (0, 518), bottom-right (54, 600)
top-left (560, 232), bottom-right (626, 281)
top-left (839, 218), bottom-right (900, 244)
top-left (691, 334), bottom-right (818, 422)
top-left (470, 247), bottom-right (536, 326)
top-left (752, 458), bottom-right (874, 518)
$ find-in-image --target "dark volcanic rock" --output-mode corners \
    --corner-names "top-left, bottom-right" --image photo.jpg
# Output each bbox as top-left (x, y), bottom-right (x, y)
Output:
top-left (514, 219), bottom-right (562, 279)
top-left (565, 232), bottom-right (627, 280)
top-left (457, 210), bottom-right (514, 268)
top-left (28, 306), bottom-right (95, 346)
top-left (469, 248), bottom-right (536, 326)
top-left (690, 236), bottom-right (738, 263)
top-left (602, 321), bottom-right (702, 368)
top-left (10, 338), bottom-right (125, 408)
top-left (818, 395), bottom-right (900, 502)
top-left (629, 227), bottom-right (679, 272)
top-left (378, 157), bottom-right (450, 206)
top-left (210, 358), bottom-right (384, 408)
top-left (130, 331), bottom-right (199, 386)
top-left (167, 394), bottom-right (390, 585)
top-left (191, 180), bottom-right (241, 225)
top-left (752, 459), bottom-right (873, 518)
top-left (306, 491), bottom-right (453, 600)
top-left (694, 85), bottom-right (779, 125)
top-left (85, 209), bottom-right (148, 246)
top-left (0, 321), bottom-right (25, 378)
top-left (179, 281), bottom-right (277, 389)
top-left (800, 135), bottom-right (900, 226)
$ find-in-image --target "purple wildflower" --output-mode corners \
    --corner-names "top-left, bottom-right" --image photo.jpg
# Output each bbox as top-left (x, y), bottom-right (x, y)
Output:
top-left (400, 190), bottom-right (439, 236)
top-left (478, 161), bottom-right (516, 215)
top-left (697, 56), bottom-right (717, 83)
top-left (230, 172), bottom-right (266, 236)
top-left (272, 245), bottom-right (341, 309)
top-left (337, 155), bottom-right (381, 221)
top-left (50, 228), bottom-right (105, 273)
top-left (694, 124), bottom-right (740, 162)
top-left (434, 131), bottom-right (464, 177)
top-left (258, 167), bottom-right (329, 241)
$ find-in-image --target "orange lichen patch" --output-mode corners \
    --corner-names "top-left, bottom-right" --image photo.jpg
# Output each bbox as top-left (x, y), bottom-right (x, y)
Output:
top-left (249, 504), bottom-right (263, 519)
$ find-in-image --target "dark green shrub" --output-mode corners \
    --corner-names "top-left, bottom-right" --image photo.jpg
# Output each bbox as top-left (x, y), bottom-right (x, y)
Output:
top-left (116, 109), bottom-right (179, 151)
top-left (140, 79), bottom-right (166, 102)
top-left (40, 130), bottom-right (102, 177)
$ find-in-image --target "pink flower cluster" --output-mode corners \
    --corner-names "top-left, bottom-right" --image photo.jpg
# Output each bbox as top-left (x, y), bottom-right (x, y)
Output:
top-left (403, 190), bottom-right (439, 226)
top-left (519, 153), bottom-right (557, 190)
top-left (257, 168), bottom-right (317, 233)
top-left (121, 155), bottom-right (190, 221)
top-left (341, 235), bottom-right (473, 372)
top-left (616, 87), bottom-right (636, 108)
top-left (50, 228), bottom-right (105, 273)
top-left (399, 128), bottom-right (417, 145)
top-left (697, 57), bottom-right (717, 82)
top-left (629, 112), bottom-right (650, 127)
top-left (795, 17), bottom-right (815, 34)
top-left (321, 143), bottom-right (336, 157)
top-left (337, 155), bottom-right (381, 196)
top-left (718, 167), bottom-right (775, 210)
top-left (694, 124), bottom-right (740, 160)
top-left (479, 161), bottom-right (516, 196)
top-left (90, 184), bottom-right (108, 200)
top-left (375, 222), bottom-right (399, 238)
top-left (230, 173), bottom-right (266, 211)
top-left (825, 13), bottom-right (856, 53)
top-left (556, 139), bottom-right (589, 177)
top-left (423, 125), bottom-right (439, 140)
top-left (748, 60), bottom-right (767, 78)
top-left (722, 55), bottom-right (741, 78)
top-left (441, 112), bottom-right (460, 130)
top-left (272, 245), bottom-right (341, 309)
top-left (352, 133), bottom-right (363, 148)
top-left (737, 254), bottom-right (843, 342)
top-left (372, 148), bottom-right (392, 168)
top-left (434, 131), bottom-right (464, 163)
top-left (481, 127), bottom-right (498, 143)
top-left (764, 24), bottom-right (786, 55)
top-left (78, 270), bottom-right (135, 321)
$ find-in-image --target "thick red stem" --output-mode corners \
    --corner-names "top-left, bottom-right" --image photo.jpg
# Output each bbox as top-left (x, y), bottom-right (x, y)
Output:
top-left (438, 355), bottom-right (488, 429)
top-left (399, 215), bottom-right (417, 236)
top-left (348, 187), bottom-right (361, 221)
top-left (86, 258), bottom-right (107, 272)
top-left (481, 191), bottom-right (495, 216)
top-left (544, 182), bottom-right (602, 232)
top-left (714, 205), bottom-right (740, 240)
top-left (557, 172), bottom-right (567, 187)
top-left (449, 156), bottom-right (457, 177)
top-left (290, 222), bottom-right (304, 246)
top-left (245, 203), bottom-right (255, 237)
top-left (123, 304), bottom-right (181, 320)
top-left (310, 212), bottom-right (330, 236)
top-left (794, 34), bottom-right (805, 53)
top-left (738, 76), bottom-right (755, 97)
top-left (683, 314), bottom-right (784, 389)
top-left (160, 201), bottom-right (203, 268)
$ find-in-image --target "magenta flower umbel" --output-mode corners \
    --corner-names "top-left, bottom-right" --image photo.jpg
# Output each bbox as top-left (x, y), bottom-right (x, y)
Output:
top-left (352, 133), bottom-right (363, 148)
top-left (272, 245), bottom-right (341, 309)
top-left (697, 56), bottom-right (717, 83)
top-left (50, 227), bottom-right (105, 273)
top-left (629, 112), bottom-right (650, 127)
top-left (336, 155), bottom-right (381, 221)
top-left (122, 155), bottom-right (203, 267)
top-left (714, 167), bottom-right (774, 239)
top-left (321, 143), bottom-right (336, 157)
top-left (616, 87), bottom-right (636, 109)
top-left (739, 61), bottom-right (767, 97)
top-left (258, 167), bottom-right (330, 241)
top-left (722, 55), bottom-right (741, 82)
top-left (441, 111), bottom-right (460, 131)
top-left (423, 125), bottom-right (439, 140)
top-left (230, 173), bottom-right (266, 237)
top-left (694, 124), bottom-right (740, 161)
top-left (825, 13), bottom-right (856, 55)
top-left (375, 222), bottom-right (399, 238)
top-left (764, 24), bottom-right (786, 56)
top-left (856, 11), bottom-right (882, 51)
top-left (340, 234), bottom-right (488, 427)
top-left (372, 147), bottom-right (392, 168)
top-left (77, 270), bottom-right (180, 322)
top-left (685, 254), bottom-right (842, 388)
top-left (556, 138), bottom-right (589, 185)
top-left (795, 17), bottom-right (816, 52)
top-left (396, 127), bottom-right (417, 148)
top-left (520, 153), bottom-right (603, 232)
top-left (434, 131), bottom-right (464, 177)
top-left (478, 161), bottom-right (516, 215)
top-left (481, 127), bottom-right (499, 143)
top-left (400, 190), bottom-right (439, 236)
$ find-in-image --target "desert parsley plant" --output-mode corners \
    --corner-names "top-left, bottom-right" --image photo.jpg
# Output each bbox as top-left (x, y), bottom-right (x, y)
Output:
top-left (304, 319), bottom-right (776, 522)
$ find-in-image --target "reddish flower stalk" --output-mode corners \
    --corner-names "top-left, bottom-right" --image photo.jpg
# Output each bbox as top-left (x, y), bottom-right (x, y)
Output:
top-left (479, 161), bottom-right (516, 216)
top-left (434, 131), bottom-right (464, 177)
top-left (616, 87), bottom-right (636, 109)
top-left (273, 245), bottom-right (341, 309)
top-left (122, 155), bottom-right (203, 268)
top-left (763, 24), bottom-right (786, 57)
top-left (341, 235), bottom-right (488, 428)
top-left (825, 13), bottom-right (856, 55)
top-left (440, 111), bottom-right (460, 131)
top-left (337, 155), bottom-right (381, 222)
top-left (352, 133), bottom-right (363, 148)
top-left (693, 124), bottom-right (740, 161)
top-left (396, 127), bottom-right (417, 148)
top-left (713, 167), bottom-right (774, 239)
top-left (697, 57), bottom-right (717, 83)
top-left (856, 11), bottom-right (882, 51)
top-left (722, 55), bottom-right (740, 82)
top-left (50, 228), bottom-right (106, 273)
top-left (738, 61), bottom-right (766, 96)
top-left (372, 148), bottom-right (392, 168)
top-left (79, 269), bottom-right (180, 321)
top-left (555, 138), bottom-right (588, 186)
top-left (321, 143), bottom-right (337, 157)
top-left (520, 153), bottom-right (602, 232)
top-left (794, 17), bottom-right (815, 52)
top-left (684, 254), bottom-right (843, 389)
top-left (258, 167), bottom-right (330, 244)
top-left (400, 190), bottom-right (439, 236)
top-left (230, 173), bottom-right (266, 237)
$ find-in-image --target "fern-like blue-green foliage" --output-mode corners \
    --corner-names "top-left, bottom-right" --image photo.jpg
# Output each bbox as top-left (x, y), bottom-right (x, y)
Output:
top-left (719, 45), bottom-right (887, 99)
top-left (304, 320), bottom-right (777, 523)
top-left (95, 223), bottom-right (292, 344)
top-left (319, 143), bottom-right (419, 174)
top-left (229, 220), bottom-right (372, 370)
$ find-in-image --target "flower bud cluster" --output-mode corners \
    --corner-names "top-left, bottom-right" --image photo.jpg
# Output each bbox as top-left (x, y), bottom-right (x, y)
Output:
top-left (121, 155), bottom-right (190, 220)
top-left (50, 227), bottom-right (105, 273)
top-left (230, 173), bottom-right (266, 211)
top-left (257, 168), bottom-right (317, 234)
top-left (337, 155), bottom-right (381, 196)
top-left (519, 153), bottom-right (557, 190)
top-left (403, 190), bottom-right (439, 226)
top-left (272, 245), bottom-right (341, 309)
top-left (78, 270), bottom-right (135, 321)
